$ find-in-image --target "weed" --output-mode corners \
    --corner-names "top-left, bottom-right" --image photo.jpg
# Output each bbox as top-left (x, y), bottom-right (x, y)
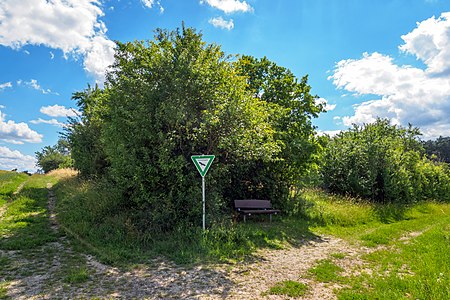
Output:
top-left (265, 280), bottom-right (308, 297)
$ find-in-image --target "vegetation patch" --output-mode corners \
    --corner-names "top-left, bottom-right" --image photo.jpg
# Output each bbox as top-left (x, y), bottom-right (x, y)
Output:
top-left (308, 259), bottom-right (343, 282)
top-left (64, 267), bottom-right (90, 284)
top-left (265, 280), bottom-right (308, 298)
top-left (0, 176), bottom-right (58, 250)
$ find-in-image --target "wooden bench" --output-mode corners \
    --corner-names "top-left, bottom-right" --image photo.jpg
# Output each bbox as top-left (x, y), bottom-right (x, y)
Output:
top-left (234, 199), bottom-right (280, 222)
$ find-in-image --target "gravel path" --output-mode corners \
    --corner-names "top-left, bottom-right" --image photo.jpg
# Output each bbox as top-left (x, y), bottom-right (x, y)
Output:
top-left (1, 183), bottom-right (372, 299)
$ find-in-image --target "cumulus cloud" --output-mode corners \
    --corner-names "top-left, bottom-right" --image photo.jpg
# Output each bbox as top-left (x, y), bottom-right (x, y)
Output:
top-left (40, 105), bottom-right (79, 118)
top-left (30, 118), bottom-right (66, 127)
top-left (0, 0), bottom-right (116, 83)
top-left (201, 0), bottom-right (253, 13)
top-left (329, 12), bottom-right (450, 139)
top-left (0, 111), bottom-right (43, 144)
top-left (400, 12), bottom-right (450, 75)
top-left (0, 146), bottom-right (36, 172)
top-left (209, 17), bottom-right (234, 30)
top-left (0, 82), bottom-right (12, 90)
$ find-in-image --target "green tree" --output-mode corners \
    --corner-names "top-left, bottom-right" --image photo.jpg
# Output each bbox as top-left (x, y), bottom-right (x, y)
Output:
top-left (101, 26), bottom-right (280, 230)
top-left (65, 85), bottom-right (109, 178)
top-left (35, 138), bottom-right (73, 173)
top-left (232, 56), bottom-right (324, 209)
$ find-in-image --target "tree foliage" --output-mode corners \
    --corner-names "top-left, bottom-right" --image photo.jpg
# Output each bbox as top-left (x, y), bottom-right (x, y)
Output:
top-left (35, 138), bottom-right (73, 173)
top-left (98, 27), bottom-right (281, 230)
top-left (65, 85), bottom-right (109, 178)
top-left (231, 56), bottom-right (324, 208)
top-left (322, 119), bottom-right (450, 203)
top-left (65, 26), bottom-right (324, 231)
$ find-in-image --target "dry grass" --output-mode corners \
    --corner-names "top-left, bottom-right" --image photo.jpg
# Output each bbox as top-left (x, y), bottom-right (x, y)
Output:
top-left (46, 168), bottom-right (78, 180)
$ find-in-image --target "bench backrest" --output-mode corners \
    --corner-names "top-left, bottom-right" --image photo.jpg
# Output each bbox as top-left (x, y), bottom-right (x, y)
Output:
top-left (234, 199), bottom-right (272, 209)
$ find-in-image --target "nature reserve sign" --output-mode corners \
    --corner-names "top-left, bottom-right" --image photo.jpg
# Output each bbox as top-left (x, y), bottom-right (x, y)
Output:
top-left (191, 155), bottom-right (215, 230)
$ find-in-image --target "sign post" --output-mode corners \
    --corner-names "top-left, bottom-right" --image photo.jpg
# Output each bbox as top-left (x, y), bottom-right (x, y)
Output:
top-left (191, 155), bottom-right (215, 230)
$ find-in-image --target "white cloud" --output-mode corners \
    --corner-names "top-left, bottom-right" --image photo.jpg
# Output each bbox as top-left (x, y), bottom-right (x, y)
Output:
top-left (329, 12), bottom-right (450, 139)
top-left (316, 130), bottom-right (342, 137)
top-left (400, 12), bottom-right (450, 75)
top-left (0, 82), bottom-right (12, 90)
top-left (315, 97), bottom-right (336, 112)
top-left (141, 0), bottom-right (155, 8)
top-left (40, 105), bottom-right (79, 118)
top-left (209, 17), bottom-right (234, 30)
top-left (0, 0), bottom-right (116, 83)
top-left (18, 79), bottom-right (59, 95)
top-left (201, 0), bottom-right (253, 13)
top-left (30, 118), bottom-right (65, 127)
top-left (0, 111), bottom-right (43, 144)
top-left (141, 0), bottom-right (164, 13)
top-left (0, 146), bottom-right (36, 172)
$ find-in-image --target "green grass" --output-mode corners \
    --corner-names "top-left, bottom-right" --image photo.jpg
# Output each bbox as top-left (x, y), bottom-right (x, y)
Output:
top-left (301, 190), bottom-right (450, 299)
top-left (0, 171), bottom-right (29, 197)
top-left (64, 267), bottom-right (90, 284)
top-left (0, 283), bottom-right (8, 300)
top-left (265, 280), bottom-right (308, 297)
top-left (308, 259), bottom-right (343, 282)
top-left (0, 174), bottom-right (58, 250)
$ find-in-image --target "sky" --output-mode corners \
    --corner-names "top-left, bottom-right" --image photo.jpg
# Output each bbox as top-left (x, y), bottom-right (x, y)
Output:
top-left (1, 0), bottom-right (450, 172)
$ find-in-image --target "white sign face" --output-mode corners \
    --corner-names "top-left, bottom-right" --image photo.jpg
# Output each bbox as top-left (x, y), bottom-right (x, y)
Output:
top-left (191, 155), bottom-right (215, 177)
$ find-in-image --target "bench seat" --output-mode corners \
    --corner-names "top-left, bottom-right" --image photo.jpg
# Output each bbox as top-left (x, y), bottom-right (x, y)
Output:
top-left (234, 199), bottom-right (280, 222)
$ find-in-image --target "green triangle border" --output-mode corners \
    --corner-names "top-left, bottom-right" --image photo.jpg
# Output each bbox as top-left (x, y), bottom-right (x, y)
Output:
top-left (191, 155), bottom-right (215, 177)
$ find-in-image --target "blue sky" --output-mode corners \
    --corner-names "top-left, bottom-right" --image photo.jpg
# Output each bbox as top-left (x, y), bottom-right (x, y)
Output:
top-left (1, 0), bottom-right (450, 172)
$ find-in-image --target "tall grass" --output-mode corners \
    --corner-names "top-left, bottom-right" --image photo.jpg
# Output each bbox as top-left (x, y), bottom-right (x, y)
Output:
top-left (53, 175), bottom-right (318, 265)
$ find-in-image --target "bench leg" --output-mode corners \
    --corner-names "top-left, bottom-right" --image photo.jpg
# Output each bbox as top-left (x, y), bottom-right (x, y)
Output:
top-left (270, 214), bottom-right (272, 223)
top-left (244, 215), bottom-right (246, 223)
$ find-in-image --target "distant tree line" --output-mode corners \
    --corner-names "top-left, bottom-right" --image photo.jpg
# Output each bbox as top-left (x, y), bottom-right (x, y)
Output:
top-left (422, 136), bottom-right (450, 164)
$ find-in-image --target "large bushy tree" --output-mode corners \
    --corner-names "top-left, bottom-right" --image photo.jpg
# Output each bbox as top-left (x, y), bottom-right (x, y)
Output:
top-left (100, 27), bottom-right (281, 230)
top-left (66, 26), bottom-right (324, 230)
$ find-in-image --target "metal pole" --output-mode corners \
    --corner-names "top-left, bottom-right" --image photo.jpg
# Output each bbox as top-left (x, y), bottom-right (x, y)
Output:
top-left (202, 176), bottom-right (205, 230)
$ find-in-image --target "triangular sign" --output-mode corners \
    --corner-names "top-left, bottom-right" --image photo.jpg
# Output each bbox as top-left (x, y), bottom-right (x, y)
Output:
top-left (191, 155), bottom-right (215, 177)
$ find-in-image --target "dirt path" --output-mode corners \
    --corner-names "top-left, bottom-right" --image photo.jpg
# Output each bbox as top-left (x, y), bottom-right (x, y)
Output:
top-left (1, 183), bottom-right (372, 299)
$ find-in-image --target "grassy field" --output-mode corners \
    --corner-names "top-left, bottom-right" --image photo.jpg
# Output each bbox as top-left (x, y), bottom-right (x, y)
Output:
top-left (1, 170), bottom-right (449, 299)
